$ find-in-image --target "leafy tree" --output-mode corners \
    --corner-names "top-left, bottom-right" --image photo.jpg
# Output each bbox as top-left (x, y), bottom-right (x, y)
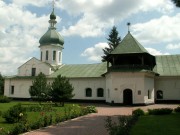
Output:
top-left (50, 75), bottom-right (74, 106)
top-left (102, 26), bottom-right (121, 62)
top-left (0, 74), bottom-right (4, 95)
top-left (29, 72), bottom-right (50, 103)
top-left (172, 0), bottom-right (180, 7)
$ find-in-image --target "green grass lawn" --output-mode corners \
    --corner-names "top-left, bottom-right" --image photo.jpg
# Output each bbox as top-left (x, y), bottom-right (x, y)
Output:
top-left (130, 113), bottom-right (180, 135)
top-left (0, 101), bottom-right (84, 133)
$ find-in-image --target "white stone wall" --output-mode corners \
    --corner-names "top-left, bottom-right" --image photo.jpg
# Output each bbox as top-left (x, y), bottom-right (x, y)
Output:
top-left (4, 78), bottom-right (32, 98)
top-left (105, 72), bottom-right (155, 104)
top-left (4, 77), bottom-right (106, 100)
top-left (40, 45), bottom-right (63, 66)
top-left (69, 78), bottom-right (106, 100)
top-left (155, 76), bottom-right (180, 100)
top-left (18, 58), bottom-right (52, 76)
top-left (144, 75), bottom-right (155, 104)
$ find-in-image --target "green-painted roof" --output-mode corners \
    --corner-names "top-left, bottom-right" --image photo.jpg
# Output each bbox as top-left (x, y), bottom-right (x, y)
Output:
top-left (153, 55), bottom-right (180, 76)
top-left (111, 32), bottom-right (148, 54)
top-left (50, 62), bottom-right (107, 78)
top-left (39, 29), bottom-right (64, 46)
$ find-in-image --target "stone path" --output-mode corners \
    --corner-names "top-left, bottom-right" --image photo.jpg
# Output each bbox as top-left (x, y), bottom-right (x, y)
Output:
top-left (24, 104), bottom-right (178, 135)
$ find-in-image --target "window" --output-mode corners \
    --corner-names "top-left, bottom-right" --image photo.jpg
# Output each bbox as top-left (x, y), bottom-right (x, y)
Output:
top-left (41, 51), bottom-right (42, 61)
top-left (11, 86), bottom-right (14, 94)
top-left (148, 90), bottom-right (151, 99)
top-left (157, 90), bottom-right (163, 99)
top-left (97, 88), bottom-right (104, 97)
top-left (32, 68), bottom-right (36, 76)
top-left (138, 90), bottom-right (141, 95)
top-left (46, 50), bottom-right (48, 60)
top-left (53, 51), bottom-right (56, 61)
top-left (59, 52), bottom-right (61, 62)
top-left (85, 88), bottom-right (92, 97)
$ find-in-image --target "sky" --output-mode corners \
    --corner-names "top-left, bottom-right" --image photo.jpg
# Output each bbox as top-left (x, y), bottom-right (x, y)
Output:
top-left (0, 0), bottom-right (180, 75)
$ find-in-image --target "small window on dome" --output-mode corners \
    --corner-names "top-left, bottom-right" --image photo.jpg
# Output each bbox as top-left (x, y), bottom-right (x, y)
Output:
top-left (46, 51), bottom-right (48, 60)
top-left (53, 51), bottom-right (56, 61)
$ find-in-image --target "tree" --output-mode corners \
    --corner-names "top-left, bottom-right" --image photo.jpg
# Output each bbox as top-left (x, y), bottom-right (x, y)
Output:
top-left (29, 72), bottom-right (50, 103)
top-left (172, 0), bottom-right (180, 7)
top-left (50, 75), bottom-right (74, 106)
top-left (102, 26), bottom-right (121, 62)
top-left (0, 74), bottom-right (4, 95)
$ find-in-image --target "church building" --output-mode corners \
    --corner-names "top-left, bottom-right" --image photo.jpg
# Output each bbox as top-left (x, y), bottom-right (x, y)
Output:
top-left (4, 9), bottom-right (180, 105)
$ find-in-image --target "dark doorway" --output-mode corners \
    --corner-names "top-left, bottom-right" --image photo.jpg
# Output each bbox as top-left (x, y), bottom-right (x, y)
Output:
top-left (123, 89), bottom-right (133, 105)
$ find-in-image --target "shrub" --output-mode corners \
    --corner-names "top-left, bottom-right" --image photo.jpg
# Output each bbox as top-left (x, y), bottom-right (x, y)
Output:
top-left (43, 114), bottom-right (53, 127)
top-left (148, 108), bottom-right (173, 115)
top-left (0, 128), bottom-right (7, 135)
top-left (105, 115), bottom-right (138, 135)
top-left (132, 108), bottom-right (145, 116)
top-left (86, 106), bottom-right (97, 113)
top-left (30, 118), bottom-right (44, 130)
top-left (2, 103), bottom-right (27, 123)
top-left (0, 95), bottom-right (11, 103)
top-left (9, 122), bottom-right (26, 135)
top-left (174, 106), bottom-right (180, 113)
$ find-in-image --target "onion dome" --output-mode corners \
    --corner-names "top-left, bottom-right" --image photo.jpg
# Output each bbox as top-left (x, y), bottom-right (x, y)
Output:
top-left (39, 9), bottom-right (64, 47)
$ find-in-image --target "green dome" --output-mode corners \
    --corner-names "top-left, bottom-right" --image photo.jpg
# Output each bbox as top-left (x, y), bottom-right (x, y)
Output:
top-left (39, 29), bottom-right (64, 46)
top-left (50, 10), bottom-right (56, 20)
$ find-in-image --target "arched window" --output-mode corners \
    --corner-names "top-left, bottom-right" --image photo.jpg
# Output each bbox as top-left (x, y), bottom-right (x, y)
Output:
top-left (148, 90), bottom-right (151, 99)
top-left (85, 88), bottom-right (92, 97)
top-left (157, 90), bottom-right (163, 99)
top-left (46, 50), bottom-right (48, 60)
top-left (97, 88), bottom-right (104, 97)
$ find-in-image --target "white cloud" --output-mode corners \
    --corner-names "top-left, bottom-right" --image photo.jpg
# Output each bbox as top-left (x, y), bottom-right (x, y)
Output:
top-left (132, 13), bottom-right (180, 45)
top-left (166, 43), bottom-right (180, 50)
top-left (146, 48), bottom-right (169, 55)
top-left (81, 42), bottom-right (108, 61)
top-left (60, 0), bottom-right (174, 37)
top-left (0, 1), bottom-right (53, 75)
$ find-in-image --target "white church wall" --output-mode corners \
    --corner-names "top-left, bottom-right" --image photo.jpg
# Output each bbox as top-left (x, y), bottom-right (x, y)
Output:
top-left (18, 58), bottom-right (52, 76)
top-left (155, 76), bottom-right (180, 100)
top-left (4, 78), bottom-right (32, 98)
top-left (69, 77), bottom-right (106, 100)
top-left (106, 72), bottom-right (152, 104)
top-left (40, 45), bottom-right (63, 66)
top-left (144, 75), bottom-right (155, 104)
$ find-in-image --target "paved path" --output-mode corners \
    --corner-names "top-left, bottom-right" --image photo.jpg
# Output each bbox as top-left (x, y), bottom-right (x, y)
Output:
top-left (24, 104), bottom-right (178, 135)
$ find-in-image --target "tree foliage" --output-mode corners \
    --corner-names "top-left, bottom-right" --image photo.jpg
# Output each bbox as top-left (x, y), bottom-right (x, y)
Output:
top-left (50, 75), bottom-right (74, 106)
top-left (0, 74), bottom-right (4, 95)
top-left (172, 0), bottom-right (180, 7)
top-left (29, 72), bottom-right (50, 103)
top-left (102, 26), bottom-right (121, 62)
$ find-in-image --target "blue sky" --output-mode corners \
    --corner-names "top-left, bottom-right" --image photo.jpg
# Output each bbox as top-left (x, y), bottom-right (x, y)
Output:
top-left (0, 0), bottom-right (180, 75)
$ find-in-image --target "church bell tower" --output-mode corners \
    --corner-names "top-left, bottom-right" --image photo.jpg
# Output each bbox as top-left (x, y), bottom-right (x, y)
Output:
top-left (39, 7), bottom-right (64, 67)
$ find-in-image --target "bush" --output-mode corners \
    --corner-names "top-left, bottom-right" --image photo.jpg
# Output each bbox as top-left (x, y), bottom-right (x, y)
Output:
top-left (132, 108), bottom-right (145, 116)
top-left (2, 103), bottom-right (27, 123)
top-left (9, 122), bottom-right (26, 135)
top-left (174, 106), bottom-right (180, 113)
top-left (0, 95), bottom-right (11, 103)
top-left (30, 118), bottom-right (44, 130)
top-left (148, 108), bottom-right (173, 115)
top-left (86, 106), bottom-right (97, 113)
top-left (105, 115), bottom-right (138, 135)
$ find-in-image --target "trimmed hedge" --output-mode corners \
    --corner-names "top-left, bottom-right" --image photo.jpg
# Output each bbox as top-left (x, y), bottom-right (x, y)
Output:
top-left (132, 108), bottom-right (145, 116)
top-left (148, 108), bottom-right (173, 115)
top-left (0, 95), bottom-right (11, 103)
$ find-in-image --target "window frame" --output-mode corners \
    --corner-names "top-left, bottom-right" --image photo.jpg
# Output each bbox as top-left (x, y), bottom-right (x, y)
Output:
top-left (97, 88), bottom-right (104, 97)
top-left (85, 88), bottom-right (92, 97)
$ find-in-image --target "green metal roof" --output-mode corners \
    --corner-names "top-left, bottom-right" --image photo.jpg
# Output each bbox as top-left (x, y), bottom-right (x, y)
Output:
top-left (111, 32), bottom-right (148, 54)
top-left (153, 55), bottom-right (180, 76)
top-left (39, 29), bottom-right (64, 46)
top-left (50, 62), bottom-right (107, 78)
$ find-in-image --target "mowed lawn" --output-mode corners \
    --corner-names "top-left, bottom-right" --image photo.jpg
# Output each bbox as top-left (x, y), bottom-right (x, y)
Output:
top-left (130, 113), bottom-right (180, 135)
